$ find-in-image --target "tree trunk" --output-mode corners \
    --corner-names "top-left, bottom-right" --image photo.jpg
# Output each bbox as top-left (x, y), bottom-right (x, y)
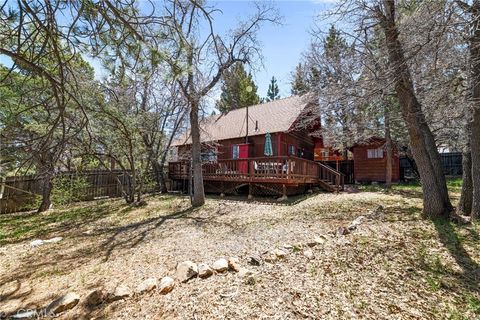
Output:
top-left (158, 170), bottom-right (168, 193)
top-left (151, 158), bottom-right (168, 193)
top-left (469, 2), bottom-right (480, 221)
top-left (125, 161), bottom-right (136, 204)
top-left (38, 171), bottom-right (53, 213)
top-left (379, 0), bottom-right (452, 218)
top-left (459, 147), bottom-right (473, 215)
top-left (384, 105), bottom-right (393, 188)
top-left (151, 159), bottom-right (165, 192)
top-left (471, 109), bottom-right (480, 220)
top-left (190, 99), bottom-right (205, 207)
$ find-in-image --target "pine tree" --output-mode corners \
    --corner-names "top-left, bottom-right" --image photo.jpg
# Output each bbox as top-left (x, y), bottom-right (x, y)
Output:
top-left (215, 62), bottom-right (260, 112)
top-left (266, 76), bottom-right (280, 102)
top-left (291, 63), bottom-right (310, 95)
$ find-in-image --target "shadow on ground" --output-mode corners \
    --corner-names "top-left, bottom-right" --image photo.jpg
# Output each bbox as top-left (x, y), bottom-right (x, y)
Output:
top-left (433, 219), bottom-right (480, 295)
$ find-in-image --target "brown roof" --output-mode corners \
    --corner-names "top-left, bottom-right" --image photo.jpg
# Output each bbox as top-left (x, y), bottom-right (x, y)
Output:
top-left (173, 95), bottom-right (313, 146)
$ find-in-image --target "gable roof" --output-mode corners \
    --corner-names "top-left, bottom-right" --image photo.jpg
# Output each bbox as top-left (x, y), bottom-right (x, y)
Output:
top-left (173, 95), bottom-right (314, 146)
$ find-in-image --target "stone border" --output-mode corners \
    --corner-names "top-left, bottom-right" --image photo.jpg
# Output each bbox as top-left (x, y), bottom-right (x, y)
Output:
top-left (6, 214), bottom-right (369, 319)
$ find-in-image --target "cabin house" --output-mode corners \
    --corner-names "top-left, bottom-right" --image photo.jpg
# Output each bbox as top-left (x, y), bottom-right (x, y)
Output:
top-left (169, 96), bottom-right (398, 198)
top-left (173, 96), bottom-right (318, 161)
top-left (351, 137), bottom-right (400, 183)
top-left (169, 95), bottom-right (344, 197)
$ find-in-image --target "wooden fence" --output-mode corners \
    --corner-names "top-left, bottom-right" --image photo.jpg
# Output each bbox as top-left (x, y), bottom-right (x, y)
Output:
top-left (0, 170), bottom-right (160, 214)
top-left (400, 152), bottom-right (463, 180)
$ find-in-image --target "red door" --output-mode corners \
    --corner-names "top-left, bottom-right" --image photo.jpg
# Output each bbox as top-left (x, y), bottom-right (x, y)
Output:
top-left (238, 144), bottom-right (249, 174)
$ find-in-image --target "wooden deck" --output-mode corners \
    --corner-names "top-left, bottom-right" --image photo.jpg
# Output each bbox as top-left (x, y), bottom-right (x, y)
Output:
top-left (168, 156), bottom-right (344, 194)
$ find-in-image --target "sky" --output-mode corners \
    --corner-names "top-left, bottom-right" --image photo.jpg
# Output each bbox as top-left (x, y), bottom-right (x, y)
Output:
top-left (0, 0), bottom-right (337, 103)
top-left (207, 0), bottom-right (337, 99)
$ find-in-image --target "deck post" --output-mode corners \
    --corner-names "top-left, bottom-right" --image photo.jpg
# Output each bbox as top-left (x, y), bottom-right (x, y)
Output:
top-left (277, 184), bottom-right (288, 202)
top-left (248, 183), bottom-right (253, 200)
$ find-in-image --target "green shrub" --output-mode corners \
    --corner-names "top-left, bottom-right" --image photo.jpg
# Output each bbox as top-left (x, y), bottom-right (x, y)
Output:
top-left (51, 175), bottom-right (90, 206)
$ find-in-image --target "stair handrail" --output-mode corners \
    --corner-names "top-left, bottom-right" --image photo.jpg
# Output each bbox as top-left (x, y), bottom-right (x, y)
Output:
top-left (317, 162), bottom-right (344, 191)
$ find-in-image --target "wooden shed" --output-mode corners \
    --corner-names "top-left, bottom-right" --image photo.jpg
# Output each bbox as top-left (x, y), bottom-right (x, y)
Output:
top-left (351, 137), bottom-right (400, 183)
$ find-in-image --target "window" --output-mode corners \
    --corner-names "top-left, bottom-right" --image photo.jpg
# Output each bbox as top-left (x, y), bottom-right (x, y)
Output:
top-left (367, 148), bottom-right (384, 159)
top-left (288, 145), bottom-right (296, 155)
top-left (297, 148), bottom-right (304, 157)
top-left (321, 149), bottom-right (329, 160)
top-left (232, 145), bottom-right (240, 159)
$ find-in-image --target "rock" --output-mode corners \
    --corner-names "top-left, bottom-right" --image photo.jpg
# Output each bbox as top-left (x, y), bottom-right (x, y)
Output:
top-left (245, 275), bottom-right (256, 286)
top-left (11, 310), bottom-right (38, 319)
top-left (264, 253), bottom-right (276, 263)
top-left (248, 255), bottom-right (262, 266)
top-left (348, 215), bottom-right (366, 231)
top-left (175, 261), bottom-right (198, 283)
top-left (303, 249), bottom-right (314, 259)
top-left (30, 237), bottom-right (63, 247)
top-left (44, 237), bottom-right (63, 243)
top-left (337, 237), bottom-right (351, 246)
top-left (47, 292), bottom-right (80, 314)
top-left (30, 240), bottom-right (44, 247)
top-left (277, 195), bottom-right (288, 202)
top-left (198, 263), bottom-right (213, 278)
top-left (228, 257), bottom-right (240, 272)
top-left (306, 240), bottom-right (317, 247)
top-left (212, 258), bottom-right (229, 273)
top-left (109, 284), bottom-right (132, 301)
top-left (238, 267), bottom-right (253, 278)
top-left (83, 289), bottom-right (105, 307)
top-left (135, 277), bottom-right (157, 294)
top-left (265, 249), bottom-right (287, 263)
top-left (336, 226), bottom-right (350, 236)
top-left (313, 236), bottom-right (327, 245)
top-left (344, 186), bottom-right (359, 193)
top-left (159, 276), bottom-right (175, 294)
top-left (273, 249), bottom-right (287, 258)
top-left (283, 244), bottom-right (293, 250)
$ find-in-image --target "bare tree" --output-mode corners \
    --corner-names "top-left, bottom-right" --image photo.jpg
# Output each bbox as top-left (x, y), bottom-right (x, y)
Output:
top-left (455, 0), bottom-right (480, 220)
top-left (161, 0), bottom-right (280, 206)
top-left (316, 0), bottom-right (455, 217)
top-left (376, 0), bottom-right (454, 217)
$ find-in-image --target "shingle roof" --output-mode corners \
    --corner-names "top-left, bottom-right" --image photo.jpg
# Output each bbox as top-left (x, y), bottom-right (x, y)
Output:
top-left (172, 95), bottom-right (312, 146)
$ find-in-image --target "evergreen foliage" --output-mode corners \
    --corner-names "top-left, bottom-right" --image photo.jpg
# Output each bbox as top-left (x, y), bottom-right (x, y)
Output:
top-left (216, 62), bottom-right (260, 112)
top-left (266, 76), bottom-right (280, 102)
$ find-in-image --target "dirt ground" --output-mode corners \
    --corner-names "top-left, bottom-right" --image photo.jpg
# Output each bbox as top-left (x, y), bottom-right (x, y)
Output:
top-left (0, 187), bottom-right (479, 319)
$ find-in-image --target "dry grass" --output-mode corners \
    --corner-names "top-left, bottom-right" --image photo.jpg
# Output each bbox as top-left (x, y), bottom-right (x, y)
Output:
top-left (0, 184), bottom-right (478, 319)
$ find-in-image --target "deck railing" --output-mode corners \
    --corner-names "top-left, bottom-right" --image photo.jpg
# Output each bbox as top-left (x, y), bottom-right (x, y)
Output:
top-left (318, 162), bottom-right (344, 191)
top-left (169, 156), bottom-right (344, 190)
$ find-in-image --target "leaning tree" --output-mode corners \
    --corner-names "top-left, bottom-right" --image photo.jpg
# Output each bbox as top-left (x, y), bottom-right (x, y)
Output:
top-left (320, 0), bottom-right (456, 218)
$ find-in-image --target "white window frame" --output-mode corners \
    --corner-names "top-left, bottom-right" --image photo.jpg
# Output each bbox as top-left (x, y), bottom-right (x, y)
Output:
top-left (232, 144), bottom-right (240, 159)
top-left (367, 148), bottom-right (384, 159)
top-left (288, 145), bottom-right (296, 155)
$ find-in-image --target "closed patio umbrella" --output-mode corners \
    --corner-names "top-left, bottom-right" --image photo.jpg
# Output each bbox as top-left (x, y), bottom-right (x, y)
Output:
top-left (264, 132), bottom-right (273, 156)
